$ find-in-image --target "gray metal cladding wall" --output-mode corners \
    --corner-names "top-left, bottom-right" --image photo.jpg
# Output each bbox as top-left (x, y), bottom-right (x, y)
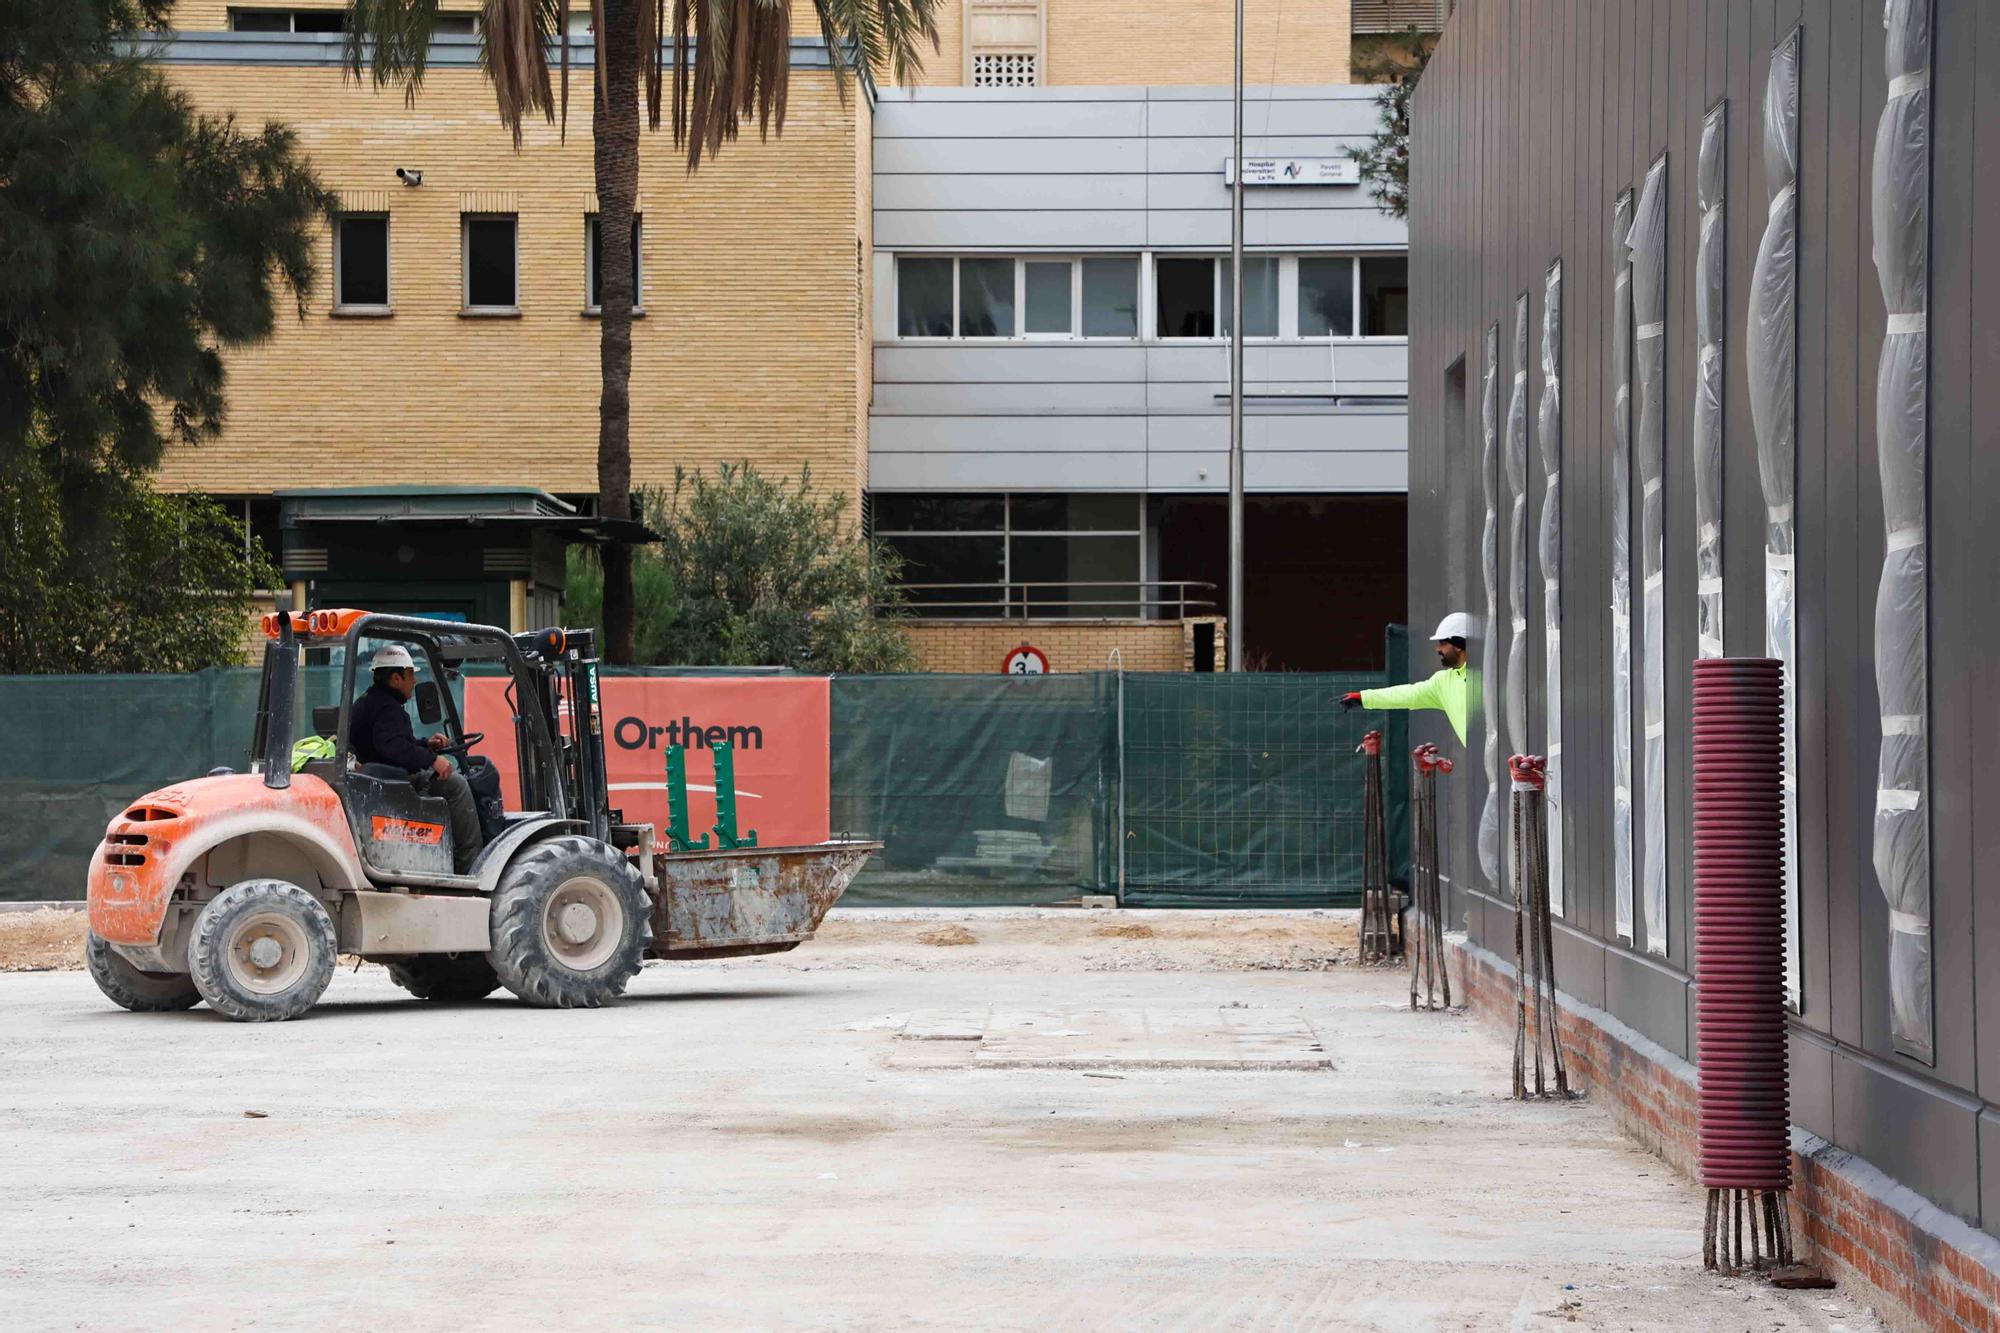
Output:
top-left (1408, 0), bottom-right (2000, 1237)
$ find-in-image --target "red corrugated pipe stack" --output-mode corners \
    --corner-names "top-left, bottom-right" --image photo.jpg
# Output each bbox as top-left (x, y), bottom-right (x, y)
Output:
top-left (1692, 657), bottom-right (1795, 1271)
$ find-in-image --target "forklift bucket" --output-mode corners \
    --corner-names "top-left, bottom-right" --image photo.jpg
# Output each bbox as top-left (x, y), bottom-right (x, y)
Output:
top-left (648, 839), bottom-right (881, 959)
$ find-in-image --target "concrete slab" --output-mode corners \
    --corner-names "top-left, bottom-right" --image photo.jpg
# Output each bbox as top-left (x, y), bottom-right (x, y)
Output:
top-left (895, 1006), bottom-right (1330, 1070)
top-left (0, 919), bottom-right (1882, 1332)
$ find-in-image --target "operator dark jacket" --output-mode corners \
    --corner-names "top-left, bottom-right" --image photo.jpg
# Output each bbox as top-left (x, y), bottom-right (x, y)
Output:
top-left (350, 683), bottom-right (432, 774)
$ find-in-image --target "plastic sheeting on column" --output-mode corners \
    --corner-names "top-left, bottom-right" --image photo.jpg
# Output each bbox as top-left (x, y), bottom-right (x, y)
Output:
top-left (1538, 263), bottom-right (1564, 916)
top-left (1870, 0), bottom-right (1933, 1065)
top-left (1506, 296), bottom-right (1531, 878)
top-left (1694, 104), bottom-right (1726, 661)
top-left (1627, 155), bottom-right (1669, 959)
top-left (1479, 323), bottom-right (1503, 889)
top-left (1611, 190), bottom-right (1637, 944)
top-left (1748, 29), bottom-right (1802, 1010)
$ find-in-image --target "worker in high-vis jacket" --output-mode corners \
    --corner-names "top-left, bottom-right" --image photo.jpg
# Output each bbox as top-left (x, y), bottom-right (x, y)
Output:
top-left (1340, 612), bottom-right (1472, 746)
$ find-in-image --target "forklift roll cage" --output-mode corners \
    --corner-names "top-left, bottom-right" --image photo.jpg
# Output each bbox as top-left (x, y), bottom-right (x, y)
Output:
top-left (250, 610), bottom-right (616, 862)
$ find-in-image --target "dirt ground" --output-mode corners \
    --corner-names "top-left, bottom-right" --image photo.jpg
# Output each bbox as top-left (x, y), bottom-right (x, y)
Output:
top-left (0, 905), bottom-right (1360, 974)
top-left (1, 909), bottom-right (1880, 1332)
top-left (0, 907), bottom-right (86, 971)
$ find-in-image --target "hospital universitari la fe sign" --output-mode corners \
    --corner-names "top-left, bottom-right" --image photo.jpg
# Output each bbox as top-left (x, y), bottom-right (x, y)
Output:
top-left (1222, 157), bottom-right (1362, 186)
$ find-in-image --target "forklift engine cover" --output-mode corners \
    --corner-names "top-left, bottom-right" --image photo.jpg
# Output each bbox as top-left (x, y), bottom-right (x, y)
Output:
top-left (87, 774), bottom-right (365, 946)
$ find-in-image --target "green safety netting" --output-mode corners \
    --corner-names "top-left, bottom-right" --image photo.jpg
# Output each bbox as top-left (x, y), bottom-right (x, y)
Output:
top-left (2, 642), bottom-right (1414, 907)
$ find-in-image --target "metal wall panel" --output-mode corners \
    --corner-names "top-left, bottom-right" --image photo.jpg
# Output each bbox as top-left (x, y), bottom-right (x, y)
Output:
top-left (1409, 0), bottom-right (1996, 1235)
top-left (871, 83), bottom-right (1408, 495)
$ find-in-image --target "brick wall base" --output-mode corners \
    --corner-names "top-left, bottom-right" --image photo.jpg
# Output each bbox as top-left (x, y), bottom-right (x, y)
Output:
top-left (902, 618), bottom-right (1223, 674)
top-left (1444, 931), bottom-right (2000, 1333)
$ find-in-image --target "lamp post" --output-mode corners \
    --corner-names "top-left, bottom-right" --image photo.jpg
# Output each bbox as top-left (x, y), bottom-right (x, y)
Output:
top-left (1227, 0), bottom-right (1246, 671)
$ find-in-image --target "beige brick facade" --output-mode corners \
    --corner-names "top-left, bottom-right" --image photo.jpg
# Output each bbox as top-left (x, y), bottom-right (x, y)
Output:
top-left (896, 0), bottom-right (1351, 87)
top-left (903, 619), bottom-right (1224, 674)
top-left (153, 63), bottom-right (870, 505)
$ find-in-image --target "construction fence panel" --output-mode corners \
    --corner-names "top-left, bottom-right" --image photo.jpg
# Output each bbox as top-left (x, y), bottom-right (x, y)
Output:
top-left (3, 655), bottom-right (1414, 907)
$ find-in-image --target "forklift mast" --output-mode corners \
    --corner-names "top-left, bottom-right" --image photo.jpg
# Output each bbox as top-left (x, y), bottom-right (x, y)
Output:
top-left (512, 627), bottom-right (612, 842)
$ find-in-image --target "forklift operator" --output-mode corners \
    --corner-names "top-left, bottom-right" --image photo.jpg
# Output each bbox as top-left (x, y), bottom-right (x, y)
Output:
top-left (351, 645), bottom-right (483, 873)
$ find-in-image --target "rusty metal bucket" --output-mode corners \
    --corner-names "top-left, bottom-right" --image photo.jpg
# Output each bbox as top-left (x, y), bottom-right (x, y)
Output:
top-left (646, 839), bottom-right (881, 960)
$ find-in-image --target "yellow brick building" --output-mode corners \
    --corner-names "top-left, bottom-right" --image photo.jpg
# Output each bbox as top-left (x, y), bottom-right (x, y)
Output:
top-left (150, 1), bottom-right (1376, 665)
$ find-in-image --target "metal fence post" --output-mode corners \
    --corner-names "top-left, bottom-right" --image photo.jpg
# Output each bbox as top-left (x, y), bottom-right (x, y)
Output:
top-left (1113, 651), bottom-right (1127, 901)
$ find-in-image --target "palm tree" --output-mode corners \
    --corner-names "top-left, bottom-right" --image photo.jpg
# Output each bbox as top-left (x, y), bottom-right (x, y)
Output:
top-left (344, 0), bottom-right (938, 661)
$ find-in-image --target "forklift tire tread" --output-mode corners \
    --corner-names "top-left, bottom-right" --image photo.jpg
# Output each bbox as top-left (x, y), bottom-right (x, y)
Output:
top-left (386, 952), bottom-right (502, 1002)
top-left (85, 933), bottom-right (202, 1012)
top-left (489, 836), bottom-right (649, 1009)
top-left (188, 879), bottom-right (338, 1023)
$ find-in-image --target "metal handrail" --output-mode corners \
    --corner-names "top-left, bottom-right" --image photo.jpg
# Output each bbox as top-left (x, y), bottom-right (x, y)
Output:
top-left (897, 580), bottom-right (1219, 621)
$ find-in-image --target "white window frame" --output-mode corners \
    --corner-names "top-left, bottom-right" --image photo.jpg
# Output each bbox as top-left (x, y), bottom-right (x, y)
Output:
top-left (332, 212), bottom-right (391, 315)
top-left (584, 212), bottom-right (645, 316)
top-left (460, 213), bottom-right (520, 315)
top-left (885, 251), bottom-right (1409, 345)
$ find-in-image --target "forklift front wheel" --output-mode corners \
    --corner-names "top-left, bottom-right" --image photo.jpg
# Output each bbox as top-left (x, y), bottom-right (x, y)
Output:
top-left (188, 880), bottom-right (337, 1022)
top-left (488, 836), bottom-right (648, 1008)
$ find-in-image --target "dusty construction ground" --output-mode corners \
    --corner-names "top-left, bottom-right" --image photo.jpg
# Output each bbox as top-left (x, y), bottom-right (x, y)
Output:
top-left (2, 910), bottom-right (1880, 1331)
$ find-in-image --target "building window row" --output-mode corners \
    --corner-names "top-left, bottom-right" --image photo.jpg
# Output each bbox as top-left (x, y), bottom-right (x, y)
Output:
top-left (873, 492), bottom-right (1145, 618)
top-left (230, 8), bottom-right (478, 34)
top-left (893, 253), bottom-right (1407, 343)
top-left (332, 212), bottom-right (642, 316)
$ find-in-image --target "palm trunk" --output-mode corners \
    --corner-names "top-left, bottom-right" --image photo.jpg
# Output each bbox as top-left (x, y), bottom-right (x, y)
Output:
top-left (594, 0), bottom-right (642, 663)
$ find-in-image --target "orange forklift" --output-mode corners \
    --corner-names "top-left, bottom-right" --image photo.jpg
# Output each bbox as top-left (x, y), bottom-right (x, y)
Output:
top-left (85, 609), bottom-right (875, 1021)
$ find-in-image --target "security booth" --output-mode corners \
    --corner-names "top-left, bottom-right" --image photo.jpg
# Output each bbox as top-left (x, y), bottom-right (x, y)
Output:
top-left (276, 487), bottom-right (652, 631)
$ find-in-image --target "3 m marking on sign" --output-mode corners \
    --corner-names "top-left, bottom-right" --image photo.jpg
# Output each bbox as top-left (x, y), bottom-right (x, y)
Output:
top-left (1003, 645), bottom-right (1050, 675)
top-left (372, 816), bottom-right (444, 845)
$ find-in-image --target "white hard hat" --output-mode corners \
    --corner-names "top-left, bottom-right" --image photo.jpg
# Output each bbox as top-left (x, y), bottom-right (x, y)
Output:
top-left (371, 644), bottom-right (415, 671)
top-left (1431, 612), bottom-right (1473, 642)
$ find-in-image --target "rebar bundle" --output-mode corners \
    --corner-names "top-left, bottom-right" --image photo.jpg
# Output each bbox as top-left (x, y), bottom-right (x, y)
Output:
top-left (1356, 730), bottom-right (1398, 963)
top-left (1408, 744), bottom-right (1454, 1010)
top-left (1509, 754), bottom-right (1568, 1099)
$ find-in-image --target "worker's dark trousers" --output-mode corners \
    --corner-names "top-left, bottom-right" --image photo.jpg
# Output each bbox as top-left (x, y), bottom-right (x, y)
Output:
top-left (428, 771), bottom-right (483, 873)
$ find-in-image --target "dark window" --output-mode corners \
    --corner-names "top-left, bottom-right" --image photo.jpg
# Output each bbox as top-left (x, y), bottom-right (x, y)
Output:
top-left (434, 15), bottom-right (476, 34)
top-left (1221, 256), bottom-right (1279, 338)
top-left (1011, 535), bottom-right (1142, 616)
top-left (1010, 494), bottom-right (1141, 532)
top-left (1298, 257), bottom-right (1355, 336)
top-left (587, 214), bottom-right (643, 311)
top-left (1156, 258), bottom-right (1215, 338)
top-left (292, 9), bottom-right (344, 31)
top-left (230, 11), bottom-right (292, 31)
top-left (463, 216), bottom-right (517, 309)
top-left (1360, 256), bottom-right (1409, 336)
top-left (957, 258), bottom-right (1014, 337)
top-left (897, 257), bottom-right (953, 337)
top-left (881, 535), bottom-right (1005, 609)
top-left (1080, 258), bottom-right (1138, 337)
top-left (336, 215), bottom-right (389, 308)
top-left (872, 494), bottom-right (1005, 532)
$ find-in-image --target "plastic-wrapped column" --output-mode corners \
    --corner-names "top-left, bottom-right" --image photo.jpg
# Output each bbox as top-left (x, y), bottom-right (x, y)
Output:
top-left (1536, 264), bottom-right (1564, 915)
top-left (1505, 295), bottom-right (1531, 899)
top-left (1692, 658), bottom-right (1791, 1191)
top-left (1610, 191), bottom-right (1637, 944)
top-left (1479, 324), bottom-right (1503, 889)
top-left (1694, 106), bottom-right (1726, 660)
top-left (1870, 0), bottom-right (1932, 1063)
top-left (1627, 157), bottom-right (1669, 958)
top-left (1748, 30), bottom-right (1802, 1009)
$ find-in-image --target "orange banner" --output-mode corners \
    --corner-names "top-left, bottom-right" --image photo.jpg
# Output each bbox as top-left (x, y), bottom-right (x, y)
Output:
top-left (464, 676), bottom-right (830, 848)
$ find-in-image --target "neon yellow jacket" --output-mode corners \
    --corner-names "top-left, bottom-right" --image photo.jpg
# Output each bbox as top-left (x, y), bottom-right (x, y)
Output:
top-left (1360, 664), bottom-right (1469, 746)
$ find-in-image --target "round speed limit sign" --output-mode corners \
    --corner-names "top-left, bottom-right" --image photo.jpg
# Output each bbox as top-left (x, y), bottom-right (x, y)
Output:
top-left (1003, 645), bottom-right (1050, 675)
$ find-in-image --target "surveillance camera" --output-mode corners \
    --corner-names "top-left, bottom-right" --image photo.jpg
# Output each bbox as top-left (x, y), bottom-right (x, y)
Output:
top-left (395, 167), bottom-right (422, 187)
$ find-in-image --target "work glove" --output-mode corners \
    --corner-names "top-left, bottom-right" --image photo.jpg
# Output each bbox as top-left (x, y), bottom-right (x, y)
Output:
top-left (1339, 692), bottom-right (1364, 711)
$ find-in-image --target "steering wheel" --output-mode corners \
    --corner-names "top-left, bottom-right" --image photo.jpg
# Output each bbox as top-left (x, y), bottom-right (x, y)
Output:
top-left (438, 731), bottom-right (485, 757)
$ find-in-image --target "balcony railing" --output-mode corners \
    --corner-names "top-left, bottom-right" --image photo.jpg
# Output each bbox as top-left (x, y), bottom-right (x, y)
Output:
top-left (896, 580), bottom-right (1218, 622)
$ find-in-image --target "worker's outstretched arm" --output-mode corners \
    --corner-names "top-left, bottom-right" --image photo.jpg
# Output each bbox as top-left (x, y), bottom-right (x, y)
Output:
top-left (1354, 673), bottom-right (1448, 713)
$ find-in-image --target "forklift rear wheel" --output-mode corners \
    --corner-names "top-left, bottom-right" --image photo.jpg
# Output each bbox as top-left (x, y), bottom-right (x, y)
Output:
top-left (386, 952), bottom-right (501, 1002)
top-left (489, 836), bottom-right (648, 1008)
top-left (188, 880), bottom-right (337, 1022)
top-left (85, 933), bottom-right (201, 1012)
